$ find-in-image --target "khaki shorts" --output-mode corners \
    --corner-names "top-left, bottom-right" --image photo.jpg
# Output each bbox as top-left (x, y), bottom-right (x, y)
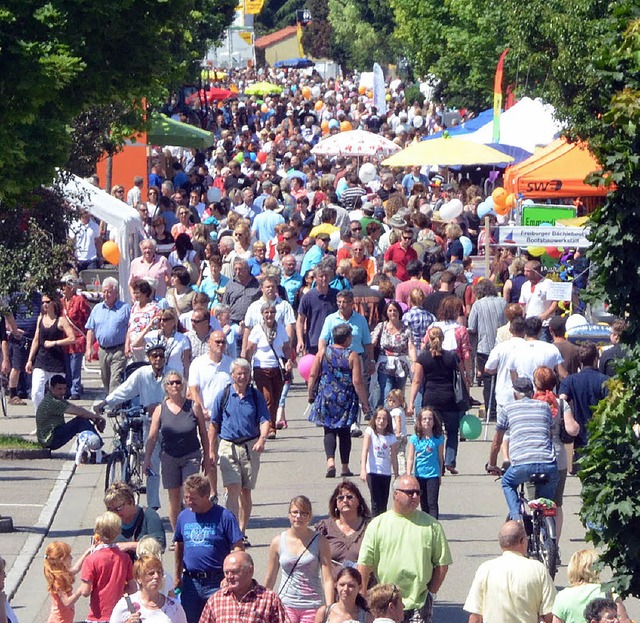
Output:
top-left (218, 438), bottom-right (261, 490)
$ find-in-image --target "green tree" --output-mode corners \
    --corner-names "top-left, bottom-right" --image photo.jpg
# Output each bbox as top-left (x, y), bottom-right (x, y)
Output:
top-left (0, 0), bottom-right (235, 303)
top-left (328, 0), bottom-right (395, 70)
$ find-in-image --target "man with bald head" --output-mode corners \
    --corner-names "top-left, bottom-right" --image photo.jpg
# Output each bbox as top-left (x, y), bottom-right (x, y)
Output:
top-left (464, 521), bottom-right (556, 623)
top-left (199, 551), bottom-right (287, 623)
top-left (358, 475), bottom-right (452, 623)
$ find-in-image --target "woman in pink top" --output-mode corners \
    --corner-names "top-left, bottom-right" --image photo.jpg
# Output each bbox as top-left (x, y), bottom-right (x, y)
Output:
top-left (129, 239), bottom-right (171, 298)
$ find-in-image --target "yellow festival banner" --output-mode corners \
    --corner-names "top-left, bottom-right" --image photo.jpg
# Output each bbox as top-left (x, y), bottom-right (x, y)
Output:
top-left (244, 0), bottom-right (265, 14)
top-left (238, 31), bottom-right (253, 45)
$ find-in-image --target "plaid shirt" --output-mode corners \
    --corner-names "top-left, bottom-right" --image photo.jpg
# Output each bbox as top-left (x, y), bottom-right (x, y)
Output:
top-left (199, 581), bottom-right (287, 623)
top-left (403, 307), bottom-right (436, 350)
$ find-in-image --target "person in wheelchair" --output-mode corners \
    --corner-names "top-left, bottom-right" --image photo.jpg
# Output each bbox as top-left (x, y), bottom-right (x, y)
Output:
top-left (485, 377), bottom-right (558, 520)
top-left (94, 338), bottom-right (168, 510)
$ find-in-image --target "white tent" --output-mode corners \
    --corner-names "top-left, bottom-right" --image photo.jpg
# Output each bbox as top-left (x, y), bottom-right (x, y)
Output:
top-left (59, 173), bottom-right (142, 303)
top-left (463, 97), bottom-right (563, 154)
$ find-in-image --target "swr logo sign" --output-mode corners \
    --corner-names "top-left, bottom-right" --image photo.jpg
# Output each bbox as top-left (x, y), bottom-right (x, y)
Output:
top-left (526, 180), bottom-right (563, 192)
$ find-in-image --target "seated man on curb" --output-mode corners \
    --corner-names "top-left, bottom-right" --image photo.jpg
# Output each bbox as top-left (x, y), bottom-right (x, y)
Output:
top-left (36, 374), bottom-right (106, 462)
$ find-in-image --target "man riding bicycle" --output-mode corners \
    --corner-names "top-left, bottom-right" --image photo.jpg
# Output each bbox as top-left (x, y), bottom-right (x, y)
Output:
top-left (485, 377), bottom-right (558, 520)
top-left (94, 338), bottom-right (168, 510)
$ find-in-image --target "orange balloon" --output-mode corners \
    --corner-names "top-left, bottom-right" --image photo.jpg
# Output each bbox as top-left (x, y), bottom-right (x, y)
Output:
top-left (358, 85), bottom-right (366, 95)
top-left (229, 84), bottom-right (239, 93)
top-left (492, 187), bottom-right (507, 208)
top-left (494, 202), bottom-right (510, 216)
top-left (340, 121), bottom-right (352, 131)
top-left (261, 104), bottom-right (268, 113)
top-left (505, 193), bottom-right (516, 209)
top-left (314, 100), bottom-right (323, 111)
top-left (366, 90), bottom-right (373, 99)
top-left (302, 86), bottom-right (312, 99)
top-left (321, 120), bottom-right (329, 130)
top-left (102, 241), bottom-right (120, 265)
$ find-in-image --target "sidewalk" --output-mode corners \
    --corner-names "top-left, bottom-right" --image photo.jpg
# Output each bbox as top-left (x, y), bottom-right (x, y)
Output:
top-left (2, 377), bottom-right (639, 623)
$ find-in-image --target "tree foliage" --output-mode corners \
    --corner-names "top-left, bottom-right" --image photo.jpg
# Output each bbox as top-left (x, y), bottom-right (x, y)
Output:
top-left (0, 0), bottom-right (235, 303)
top-left (255, 0), bottom-right (306, 35)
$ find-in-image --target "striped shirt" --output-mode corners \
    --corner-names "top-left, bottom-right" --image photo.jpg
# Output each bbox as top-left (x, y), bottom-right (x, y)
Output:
top-left (403, 307), bottom-right (435, 350)
top-left (497, 398), bottom-right (556, 466)
top-left (468, 295), bottom-right (507, 354)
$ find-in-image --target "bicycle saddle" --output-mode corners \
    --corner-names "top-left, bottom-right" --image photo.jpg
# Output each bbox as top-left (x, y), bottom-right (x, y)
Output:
top-left (529, 473), bottom-right (550, 485)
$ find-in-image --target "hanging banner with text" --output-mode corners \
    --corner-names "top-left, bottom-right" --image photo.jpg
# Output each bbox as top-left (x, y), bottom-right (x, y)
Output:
top-left (498, 226), bottom-right (591, 247)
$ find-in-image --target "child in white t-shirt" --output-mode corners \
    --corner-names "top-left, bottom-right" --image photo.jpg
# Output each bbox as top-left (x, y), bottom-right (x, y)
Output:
top-left (360, 407), bottom-right (398, 517)
top-left (387, 389), bottom-right (408, 476)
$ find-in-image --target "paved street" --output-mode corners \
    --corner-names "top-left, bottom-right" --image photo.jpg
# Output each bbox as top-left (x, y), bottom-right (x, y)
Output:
top-left (2, 375), bottom-right (639, 623)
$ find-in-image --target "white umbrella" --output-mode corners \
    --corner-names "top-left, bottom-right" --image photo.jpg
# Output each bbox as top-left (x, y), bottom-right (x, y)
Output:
top-left (311, 129), bottom-right (401, 158)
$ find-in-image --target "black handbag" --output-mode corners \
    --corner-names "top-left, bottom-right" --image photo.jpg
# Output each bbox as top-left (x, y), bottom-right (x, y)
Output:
top-left (453, 355), bottom-right (471, 411)
top-left (558, 399), bottom-right (577, 444)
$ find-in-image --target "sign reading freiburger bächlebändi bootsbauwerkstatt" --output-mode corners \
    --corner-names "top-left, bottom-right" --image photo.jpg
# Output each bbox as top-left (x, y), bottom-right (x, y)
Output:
top-left (498, 226), bottom-right (590, 247)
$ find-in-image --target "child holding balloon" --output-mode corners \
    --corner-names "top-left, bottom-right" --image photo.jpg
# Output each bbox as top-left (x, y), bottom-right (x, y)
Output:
top-left (406, 407), bottom-right (444, 519)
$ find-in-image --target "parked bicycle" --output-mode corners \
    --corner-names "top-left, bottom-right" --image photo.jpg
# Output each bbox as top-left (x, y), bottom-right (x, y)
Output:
top-left (102, 405), bottom-right (147, 502)
top-left (494, 463), bottom-right (559, 578)
top-left (0, 374), bottom-right (8, 417)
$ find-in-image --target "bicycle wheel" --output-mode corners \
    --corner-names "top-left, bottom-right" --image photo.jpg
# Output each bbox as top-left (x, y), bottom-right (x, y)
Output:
top-left (0, 377), bottom-right (8, 417)
top-left (126, 448), bottom-right (144, 504)
top-left (104, 450), bottom-right (127, 491)
top-left (537, 516), bottom-right (559, 578)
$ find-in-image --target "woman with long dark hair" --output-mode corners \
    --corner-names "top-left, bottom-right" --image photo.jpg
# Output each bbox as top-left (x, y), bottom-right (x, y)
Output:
top-left (409, 326), bottom-right (464, 475)
top-left (313, 567), bottom-right (373, 623)
top-left (26, 294), bottom-right (75, 410)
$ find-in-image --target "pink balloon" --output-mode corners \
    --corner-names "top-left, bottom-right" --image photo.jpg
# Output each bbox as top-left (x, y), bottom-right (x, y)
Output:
top-left (297, 354), bottom-right (316, 383)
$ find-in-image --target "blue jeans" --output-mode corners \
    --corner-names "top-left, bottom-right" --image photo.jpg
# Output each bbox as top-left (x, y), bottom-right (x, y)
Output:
top-left (64, 352), bottom-right (83, 397)
top-left (181, 574), bottom-right (221, 623)
top-left (440, 410), bottom-right (463, 468)
top-left (502, 462), bottom-right (559, 520)
top-left (376, 370), bottom-right (406, 408)
top-left (48, 417), bottom-right (100, 450)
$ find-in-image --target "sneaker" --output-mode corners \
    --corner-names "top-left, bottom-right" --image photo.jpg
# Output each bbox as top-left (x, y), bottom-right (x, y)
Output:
top-left (8, 396), bottom-right (25, 406)
top-left (75, 440), bottom-right (88, 465)
top-left (350, 423), bottom-right (363, 438)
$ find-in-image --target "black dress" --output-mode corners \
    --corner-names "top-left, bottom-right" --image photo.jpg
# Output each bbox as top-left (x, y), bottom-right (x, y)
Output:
top-left (34, 317), bottom-right (65, 373)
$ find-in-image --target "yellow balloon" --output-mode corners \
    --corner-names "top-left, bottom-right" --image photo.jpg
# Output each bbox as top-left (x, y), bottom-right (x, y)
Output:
top-left (527, 246), bottom-right (546, 257)
top-left (102, 240), bottom-right (121, 265)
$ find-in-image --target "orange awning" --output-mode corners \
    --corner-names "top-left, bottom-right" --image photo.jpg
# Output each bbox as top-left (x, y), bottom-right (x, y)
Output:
top-left (504, 138), bottom-right (611, 198)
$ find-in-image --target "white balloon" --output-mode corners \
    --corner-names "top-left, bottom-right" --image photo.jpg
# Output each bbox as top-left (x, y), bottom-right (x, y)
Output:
top-left (439, 199), bottom-right (463, 221)
top-left (565, 314), bottom-right (589, 332)
top-left (311, 85), bottom-right (321, 98)
top-left (413, 115), bottom-right (424, 128)
top-left (329, 230), bottom-right (341, 251)
top-left (359, 162), bottom-right (378, 184)
top-left (207, 187), bottom-right (222, 203)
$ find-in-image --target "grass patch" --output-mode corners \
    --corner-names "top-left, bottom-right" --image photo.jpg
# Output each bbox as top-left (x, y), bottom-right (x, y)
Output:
top-left (0, 434), bottom-right (42, 449)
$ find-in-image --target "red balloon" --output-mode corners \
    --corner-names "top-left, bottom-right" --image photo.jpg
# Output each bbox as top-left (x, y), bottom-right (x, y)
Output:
top-left (545, 247), bottom-right (561, 259)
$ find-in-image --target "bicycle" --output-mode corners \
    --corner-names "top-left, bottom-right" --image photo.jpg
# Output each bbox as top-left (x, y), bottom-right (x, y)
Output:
top-left (103, 405), bottom-right (147, 503)
top-left (496, 465), bottom-right (559, 579)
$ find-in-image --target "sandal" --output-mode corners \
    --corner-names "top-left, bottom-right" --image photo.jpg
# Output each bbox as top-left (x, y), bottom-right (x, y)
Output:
top-left (341, 470), bottom-right (354, 477)
top-left (326, 466), bottom-right (336, 478)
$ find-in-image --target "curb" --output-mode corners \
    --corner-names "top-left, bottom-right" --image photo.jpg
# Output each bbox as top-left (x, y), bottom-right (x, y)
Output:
top-left (5, 460), bottom-right (76, 600)
top-left (0, 448), bottom-right (51, 460)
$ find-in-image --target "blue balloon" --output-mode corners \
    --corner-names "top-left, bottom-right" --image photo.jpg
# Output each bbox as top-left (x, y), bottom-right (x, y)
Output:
top-left (485, 196), bottom-right (495, 209)
top-left (477, 202), bottom-right (493, 219)
top-left (460, 235), bottom-right (472, 257)
top-left (540, 222), bottom-right (553, 227)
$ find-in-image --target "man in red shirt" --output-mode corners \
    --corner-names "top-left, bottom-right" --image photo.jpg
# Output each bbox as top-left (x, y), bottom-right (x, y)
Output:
top-left (199, 552), bottom-right (287, 623)
top-left (384, 226), bottom-right (418, 281)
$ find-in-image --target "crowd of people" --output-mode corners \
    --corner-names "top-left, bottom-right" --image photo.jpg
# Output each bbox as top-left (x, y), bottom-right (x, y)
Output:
top-left (0, 67), bottom-right (629, 623)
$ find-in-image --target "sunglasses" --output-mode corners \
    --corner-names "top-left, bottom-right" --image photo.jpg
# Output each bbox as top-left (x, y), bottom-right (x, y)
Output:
top-left (107, 502), bottom-right (126, 513)
top-left (337, 494), bottom-right (355, 501)
top-left (351, 226), bottom-right (362, 231)
top-left (192, 318), bottom-right (208, 324)
top-left (402, 236), bottom-right (413, 241)
top-left (148, 352), bottom-right (165, 359)
top-left (42, 299), bottom-right (52, 304)
top-left (166, 380), bottom-right (183, 386)
top-left (213, 339), bottom-right (226, 344)
top-left (397, 488), bottom-right (421, 497)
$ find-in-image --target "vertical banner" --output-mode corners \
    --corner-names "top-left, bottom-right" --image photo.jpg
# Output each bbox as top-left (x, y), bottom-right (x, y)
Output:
top-left (297, 21), bottom-right (303, 57)
top-left (373, 63), bottom-right (387, 115)
top-left (492, 49), bottom-right (509, 143)
top-left (244, 0), bottom-right (264, 14)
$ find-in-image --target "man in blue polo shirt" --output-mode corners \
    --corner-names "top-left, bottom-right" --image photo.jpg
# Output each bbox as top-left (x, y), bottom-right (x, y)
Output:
top-left (85, 277), bottom-right (131, 394)
top-left (174, 474), bottom-right (244, 623)
top-left (209, 358), bottom-right (270, 546)
top-left (296, 265), bottom-right (338, 356)
top-left (318, 289), bottom-right (374, 372)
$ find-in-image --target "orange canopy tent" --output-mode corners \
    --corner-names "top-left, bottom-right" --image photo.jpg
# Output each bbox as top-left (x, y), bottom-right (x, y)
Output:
top-left (504, 138), bottom-right (610, 199)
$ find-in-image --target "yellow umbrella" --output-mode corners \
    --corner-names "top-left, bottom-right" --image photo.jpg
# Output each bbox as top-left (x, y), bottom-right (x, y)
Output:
top-left (244, 81), bottom-right (283, 95)
top-left (382, 136), bottom-right (515, 167)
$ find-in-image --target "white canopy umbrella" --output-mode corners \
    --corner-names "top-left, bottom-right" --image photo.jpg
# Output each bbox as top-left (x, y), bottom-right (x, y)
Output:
top-left (463, 97), bottom-right (563, 154)
top-left (58, 173), bottom-right (142, 303)
top-left (311, 129), bottom-right (401, 158)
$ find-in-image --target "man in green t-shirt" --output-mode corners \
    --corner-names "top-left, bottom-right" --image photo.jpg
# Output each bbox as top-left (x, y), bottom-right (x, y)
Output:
top-left (358, 475), bottom-right (452, 623)
top-left (36, 374), bottom-right (105, 450)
